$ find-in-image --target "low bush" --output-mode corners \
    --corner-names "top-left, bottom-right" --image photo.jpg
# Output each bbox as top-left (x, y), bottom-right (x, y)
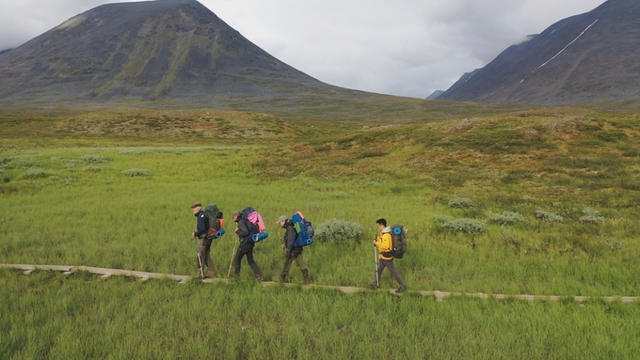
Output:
top-left (487, 211), bottom-right (525, 226)
top-left (22, 169), bottom-right (47, 179)
top-left (441, 218), bottom-right (487, 235)
top-left (579, 207), bottom-right (604, 225)
top-left (314, 219), bottom-right (363, 243)
top-left (448, 197), bottom-right (474, 208)
top-left (122, 168), bottom-right (152, 177)
top-left (80, 155), bottom-right (108, 163)
top-left (535, 210), bottom-right (563, 223)
top-left (432, 214), bottom-right (454, 224)
top-left (83, 166), bottom-right (101, 172)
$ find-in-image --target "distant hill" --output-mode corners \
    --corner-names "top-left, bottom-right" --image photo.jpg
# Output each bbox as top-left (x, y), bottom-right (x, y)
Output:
top-left (425, 90), bottom-right (444, 100)
top-left (0, 0), bottom-right (376, 108)
top-left (437, 0), bottom-right (640, 105)
top-left (0, 49), bottom-right (11, 56)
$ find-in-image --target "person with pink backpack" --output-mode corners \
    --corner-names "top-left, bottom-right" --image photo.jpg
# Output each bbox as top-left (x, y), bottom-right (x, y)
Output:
top-left (230, 208), bottom-right (264, 282)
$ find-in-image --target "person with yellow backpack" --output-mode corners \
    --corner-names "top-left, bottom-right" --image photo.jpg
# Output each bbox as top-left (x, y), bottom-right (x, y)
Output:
top-left (371, 218), bottom-right (407, 294)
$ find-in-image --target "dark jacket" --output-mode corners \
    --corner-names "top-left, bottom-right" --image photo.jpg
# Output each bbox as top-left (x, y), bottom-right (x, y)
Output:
top-left (282, 220), bottom-right (302, 255)
top-left (194, 210), bottom-right (209, 239)
top-left (235, 217), bottom-right (255, 244)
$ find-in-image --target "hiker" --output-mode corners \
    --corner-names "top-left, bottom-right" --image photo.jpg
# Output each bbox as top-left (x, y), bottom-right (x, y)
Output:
top-left (191, 202), bottom-right (214, 279)
top-left (276, 215), bottom-right (312, 284)
top-left (372, 218), bottom-right (407, 293)
top-left (232, 210), bottom-right (263, 281)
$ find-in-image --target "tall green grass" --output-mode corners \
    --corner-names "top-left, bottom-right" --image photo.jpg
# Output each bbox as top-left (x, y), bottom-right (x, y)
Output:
top-left (2, 269), bottom-right (640, 359)
top-left (1, 145), bottom-right (639, 296)
top-left (2, 106), bottom-right (640, 358)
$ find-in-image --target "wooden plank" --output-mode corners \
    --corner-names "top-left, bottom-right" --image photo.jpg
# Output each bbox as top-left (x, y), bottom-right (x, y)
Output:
top-left (2, 263), bottom-right (639, 303)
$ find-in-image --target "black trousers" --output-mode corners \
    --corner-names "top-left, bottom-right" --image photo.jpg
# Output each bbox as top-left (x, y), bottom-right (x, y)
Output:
top-left (234, 241), bottom-right (257, 276)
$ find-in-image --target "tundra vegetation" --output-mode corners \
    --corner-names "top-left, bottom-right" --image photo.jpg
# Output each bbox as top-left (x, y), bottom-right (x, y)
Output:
top-left (2, 103), bottom-right (640, 358)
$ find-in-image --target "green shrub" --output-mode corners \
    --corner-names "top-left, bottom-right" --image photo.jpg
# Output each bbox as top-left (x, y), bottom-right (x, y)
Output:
top-left (315, 219), bottom-right (363, 243)
top-left (22, 169), bottom-right (47, 179)
top-left (119, 149), bottom-right (150, 155)
top-left (535, 210), bottom-right (563, 223)
top-left (432, 215), bottom-right (454, 224)
top-left (448, 197), bottom-right (474, 208)
top-left (607, 239), bottom-right (626, 251)
top-left (122, 168), bottom-right (152, 177)
top-left (83, 166), bottom-right (101, 172)
top-left (579, 207), bottom-right (604, 225)
top-left (441, 218), bottom-right (486, 234)
top-left (596, 130), bottom-right (627, 142)
top-left (487, 211), bottom-right (525, 226)
top-left (80, 155), bottom-right (108, 163)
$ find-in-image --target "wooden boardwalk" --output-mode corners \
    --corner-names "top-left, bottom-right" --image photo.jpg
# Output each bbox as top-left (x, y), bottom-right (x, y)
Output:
top-left (2, 263), bottom-right (638, 303)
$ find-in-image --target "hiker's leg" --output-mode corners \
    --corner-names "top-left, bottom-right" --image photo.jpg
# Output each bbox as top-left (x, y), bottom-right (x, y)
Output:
top-left (203, 238), bottom-right (214, 278)
top-left (280, 256), bottom-right (294, 281)
top-left (386, 260), bottom-right (406, 288)
top-left (233, 244), bottom-right (248, 277)
top-left (293, 251), bottom-right (307, 271)
top-left (372, 259), bottom-right (385, 286)
top-left (196, 238), bottom-right (207, 277)
top-left (246, 246), bottom-right (263, 281)
top-left (294, 253), bottom-right (312, 283)
top-left (291, 251), bottom-right (311, 283)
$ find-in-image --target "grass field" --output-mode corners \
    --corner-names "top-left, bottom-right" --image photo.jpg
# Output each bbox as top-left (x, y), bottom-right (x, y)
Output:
top-left (2, 103), bottom-right (640, 358)
top-left (3, 269), bottom-right (640, 359)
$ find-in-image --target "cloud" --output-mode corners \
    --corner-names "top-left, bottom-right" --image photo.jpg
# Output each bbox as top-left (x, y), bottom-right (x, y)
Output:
top-left (0, 0), bottom-right (605, 98)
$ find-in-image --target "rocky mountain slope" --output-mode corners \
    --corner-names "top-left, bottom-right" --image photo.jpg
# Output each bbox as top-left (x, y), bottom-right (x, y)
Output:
top-left (0, 0), bottom-right (369, 107)
top-left (437, 0), bottom-right (640, 105)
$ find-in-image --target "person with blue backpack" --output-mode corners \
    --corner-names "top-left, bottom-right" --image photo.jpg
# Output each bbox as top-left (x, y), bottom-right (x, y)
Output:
top-left (231, 210), bottom-right (263, 282)
top-left (371, 218), bottom-right (407, 294)
top-left (276, 215), bottom-right (312, 284)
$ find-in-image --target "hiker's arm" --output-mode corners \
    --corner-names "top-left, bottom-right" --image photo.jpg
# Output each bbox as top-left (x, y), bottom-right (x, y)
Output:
top-left (285, 227), bottom-right (297, 252)
top-left (194, 214), bottom-right (208, 238)
top-left (236, 220), bottom-right (249, 236)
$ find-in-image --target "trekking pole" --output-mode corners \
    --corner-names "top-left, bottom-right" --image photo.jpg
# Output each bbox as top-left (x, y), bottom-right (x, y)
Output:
top-left (195, 238), bottom-right (204, 279)
top-left (227, 241), bottom-right (237, 278)
top-left (374, 244), bottom-right (379, 287)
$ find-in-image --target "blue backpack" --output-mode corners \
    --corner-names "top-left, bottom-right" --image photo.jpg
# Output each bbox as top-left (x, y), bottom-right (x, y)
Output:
top-left (291, 211), bottom-right (314, 247)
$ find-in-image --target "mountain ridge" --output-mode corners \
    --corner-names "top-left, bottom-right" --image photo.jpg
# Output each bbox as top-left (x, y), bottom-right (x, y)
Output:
top-left (437, 0), bottom-right (640, 105)
top-left (0, 0), bottom-right (374, 108)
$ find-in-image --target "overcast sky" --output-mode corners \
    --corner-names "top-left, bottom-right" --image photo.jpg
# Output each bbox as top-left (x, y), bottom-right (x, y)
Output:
top-left (0, 0), bottom-right (605, 98)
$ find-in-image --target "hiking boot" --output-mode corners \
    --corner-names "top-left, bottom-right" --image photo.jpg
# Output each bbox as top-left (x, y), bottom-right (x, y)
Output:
top-left (302, 269), bottom-right (312, 284)
top-left (395, 286), bottom-right (407, 294)
top-left (250, 263), bottom-right (263, 282)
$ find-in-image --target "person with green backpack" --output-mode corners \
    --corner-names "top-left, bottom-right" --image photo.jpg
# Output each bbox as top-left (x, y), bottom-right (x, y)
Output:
top-left (371, 218), bottom-right (407, 294)
top-left (276, 215), bottom-right (312, 284)
top-left (190, 202), bottom-right (214, 279)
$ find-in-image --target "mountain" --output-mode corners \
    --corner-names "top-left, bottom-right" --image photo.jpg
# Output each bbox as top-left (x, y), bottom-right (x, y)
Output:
top-left (0, 0), bottom-right (366, 107)
top-left (0, 49), bottom-right (11, 56)
top-left (437, 0), bottom-right (640, 105)
top-left (425, 90), bottom-right (444, 100)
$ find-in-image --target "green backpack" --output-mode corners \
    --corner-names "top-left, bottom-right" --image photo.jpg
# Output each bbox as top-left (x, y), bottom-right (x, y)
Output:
top-left (204, 203), bottom-right (225, 239)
